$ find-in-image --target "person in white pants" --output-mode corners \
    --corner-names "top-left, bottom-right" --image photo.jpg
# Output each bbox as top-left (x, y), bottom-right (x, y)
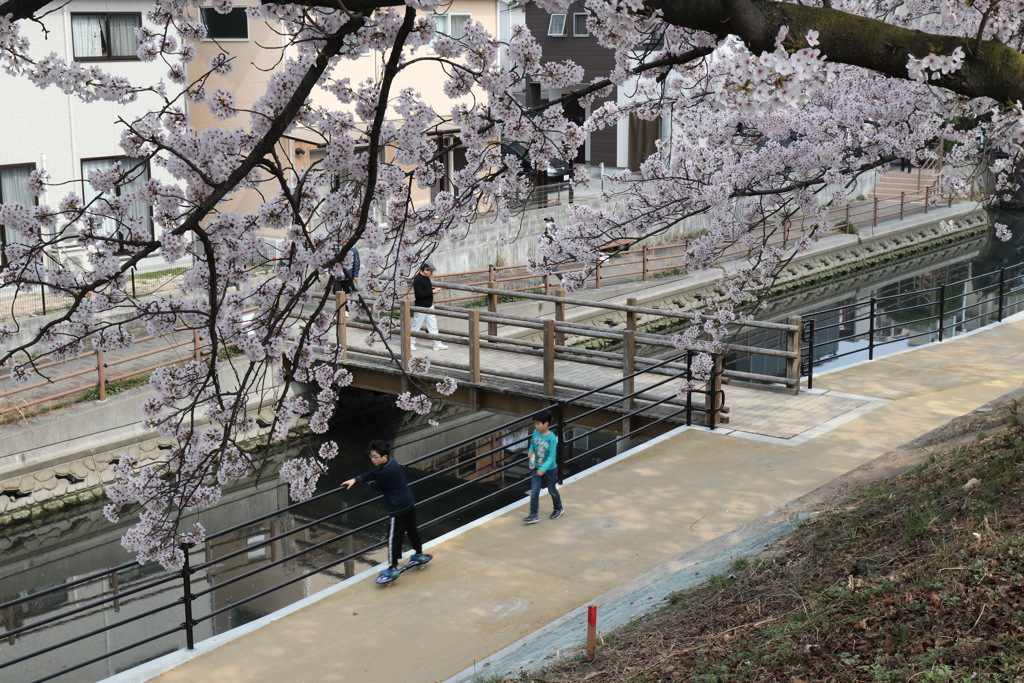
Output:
top-left (410, 261), bottom-right (448, 351)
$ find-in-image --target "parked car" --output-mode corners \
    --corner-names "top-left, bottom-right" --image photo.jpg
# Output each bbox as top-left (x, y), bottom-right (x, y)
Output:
top-left (500, 141), bottom-right (573, 185)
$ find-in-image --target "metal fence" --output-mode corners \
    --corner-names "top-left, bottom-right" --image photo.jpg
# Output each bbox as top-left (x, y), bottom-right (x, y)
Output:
top-left (0, 350), bottom-right (722, 683)
top-left (801, 263), bottom-right (1024, 388)
top-left (0, 257), bottom-right (195, 322)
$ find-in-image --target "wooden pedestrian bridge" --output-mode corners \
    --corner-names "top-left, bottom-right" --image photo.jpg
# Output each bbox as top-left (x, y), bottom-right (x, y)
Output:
top-left (320, 282), bottom-right (857, 441)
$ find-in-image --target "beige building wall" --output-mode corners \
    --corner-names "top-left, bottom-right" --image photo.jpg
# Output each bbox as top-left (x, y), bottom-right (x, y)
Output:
top-left (184, 1), bottom-right (498, 243)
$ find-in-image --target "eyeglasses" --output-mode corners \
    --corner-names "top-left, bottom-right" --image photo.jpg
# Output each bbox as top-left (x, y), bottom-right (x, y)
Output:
top-left (368, 452), bottom-right (384, 460)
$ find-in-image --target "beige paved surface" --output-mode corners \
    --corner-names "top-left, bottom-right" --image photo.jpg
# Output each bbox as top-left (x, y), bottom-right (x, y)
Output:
top-left (123, 314), bottom-right (1024, 683)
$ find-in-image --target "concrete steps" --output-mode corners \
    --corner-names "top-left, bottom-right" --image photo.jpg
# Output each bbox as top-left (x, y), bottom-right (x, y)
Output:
top-left (871, 168), bottom-right (941, 200)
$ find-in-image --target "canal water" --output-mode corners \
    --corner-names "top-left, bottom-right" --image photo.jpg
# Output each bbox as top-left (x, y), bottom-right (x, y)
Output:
top-left (727, 218), bottom-right (1024, 379)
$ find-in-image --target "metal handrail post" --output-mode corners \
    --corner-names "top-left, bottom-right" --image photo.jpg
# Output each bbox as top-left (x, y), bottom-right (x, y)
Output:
top-left (555, 402), bottom-right (566, 485)
top-left (868, 298), bottom-right (877, 361)
top-left (938, 284), bottom-right (946, 342)
top-left (998, 267), bottom-right (1006, 322)
top-left (804, 318), bottom-right (816, 390)
top-left (685, 350), bottom-right (693, 425)
top-left (180, 543), bottom-right (196, 650)
top-left (786, 315), bottom-right (802, 394)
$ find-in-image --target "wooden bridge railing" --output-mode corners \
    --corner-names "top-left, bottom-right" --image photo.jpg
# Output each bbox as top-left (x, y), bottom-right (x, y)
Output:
top-left (336, 283), bottom-right (802, 397)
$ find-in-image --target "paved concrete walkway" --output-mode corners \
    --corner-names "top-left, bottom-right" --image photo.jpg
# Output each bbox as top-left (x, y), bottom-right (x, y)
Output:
top-left (112, 313), bottom-right (1024, 683)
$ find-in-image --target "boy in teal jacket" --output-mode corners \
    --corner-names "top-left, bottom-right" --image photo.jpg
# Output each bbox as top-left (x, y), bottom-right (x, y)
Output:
top-left (523, 410), bottom-right (564, 524)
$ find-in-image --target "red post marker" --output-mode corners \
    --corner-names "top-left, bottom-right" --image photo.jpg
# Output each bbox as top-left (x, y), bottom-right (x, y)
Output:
top-left (586, 605), bottom-right (597, 660)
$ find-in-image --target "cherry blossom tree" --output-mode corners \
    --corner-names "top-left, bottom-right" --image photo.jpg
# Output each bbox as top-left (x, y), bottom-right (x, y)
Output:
top-left (1, 0), bottom-right (1020, 567)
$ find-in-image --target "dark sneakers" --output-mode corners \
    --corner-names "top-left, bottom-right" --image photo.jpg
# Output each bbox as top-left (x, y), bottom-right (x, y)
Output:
top-left (523, 515), bottom-right (539, 524)
top-left (550, 508), bottom-right (564, 520)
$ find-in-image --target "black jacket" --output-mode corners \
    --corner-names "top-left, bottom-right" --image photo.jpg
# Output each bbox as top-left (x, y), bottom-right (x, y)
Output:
top-left (412, 273), bottom-right (433, 308)
top-left (355, 457), bottom-right (415, 515)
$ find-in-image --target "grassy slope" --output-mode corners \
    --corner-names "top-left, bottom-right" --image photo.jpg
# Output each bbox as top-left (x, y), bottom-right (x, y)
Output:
top-left (516, 397), bottom-right (1024, 683)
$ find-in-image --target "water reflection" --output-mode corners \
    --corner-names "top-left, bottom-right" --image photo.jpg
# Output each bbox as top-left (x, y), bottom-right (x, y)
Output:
top-left (0, 402), bottom-right (528, 683)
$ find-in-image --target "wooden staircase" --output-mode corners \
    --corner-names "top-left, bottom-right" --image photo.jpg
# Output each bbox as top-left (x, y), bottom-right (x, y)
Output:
top-left (871, 168), bottom-right (941, 200)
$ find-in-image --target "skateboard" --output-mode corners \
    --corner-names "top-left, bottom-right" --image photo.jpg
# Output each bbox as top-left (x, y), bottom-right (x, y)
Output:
top-left (375, 554), bottom-right (433, 586)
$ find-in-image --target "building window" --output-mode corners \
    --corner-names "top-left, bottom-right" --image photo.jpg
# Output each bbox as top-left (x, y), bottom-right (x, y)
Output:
top-left (71, 14), bottom-right (141, 60)
top-left (431, 12), bottom-right (471, 51)
top-left (81, 157), bottom-right (153, 248)
top-left (201, 7), bottom-right (249, 41)
top-left (573, 13), bottom-right (589, 37)
top-left (548, 14), bottom-right (567, 36)
top-left (638, 30), bottom-right (665, 50)
top-left (0, 164), bottom-right (36, 264)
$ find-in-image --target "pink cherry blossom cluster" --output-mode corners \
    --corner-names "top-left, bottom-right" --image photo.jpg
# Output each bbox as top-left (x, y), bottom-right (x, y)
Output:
top-left (906, 47), bottom-right (965, 83)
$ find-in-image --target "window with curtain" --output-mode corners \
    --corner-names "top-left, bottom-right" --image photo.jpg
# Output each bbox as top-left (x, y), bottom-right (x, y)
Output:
top-left (548, 14), bottom-right (567, 36)
top-left (0, 164), bottom-right (35, 263)
top-left (81, 157), bottom-right (152, 249)
top-left (430, 13), bottom-right (471, 52)
top-left (71, 13), bottom-right (141, 60)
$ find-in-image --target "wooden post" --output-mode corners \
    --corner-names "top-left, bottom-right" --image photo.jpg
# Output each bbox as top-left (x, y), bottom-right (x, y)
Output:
top-left (844, 204), bottom-right (850, 232)
top-left (786, 316), bottom-right (802, 394)
top-left (336, 290), bottom-right (348, 359)
top-left (594, 259), bottom-right (602, 289)
top-left (873, 197), bottom-right (879, 227)
top-left (555, 290), bottom-right (566, 346)
top-left (924, 185), bottom-right (930, 213)
top-left (900, 191), bottom-right (905, 219)
top-left (193, 330), bottom-right (201, 363)
top-left (96, 349), bottom-right (107, 401)
top-left (543, 319), bottom-right (556, 396)
top-left (487, 280), bottom-right (498, 338)
top-left (401, 300), bottom-right (412, 370)
top-left (622, 329), bottom-right (635, 416)
top-left (641, 246), bottom-right (649, 281)
top-left (469, 309), bottom-right (481, 384)
top-left (626, 297), bottom-right (638, 334)
top-left (704, 355), bottom-right (724, 428)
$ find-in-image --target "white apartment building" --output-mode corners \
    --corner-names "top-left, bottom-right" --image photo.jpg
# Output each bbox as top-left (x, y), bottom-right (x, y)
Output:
top-left (0, 0), bottom-right (183, 269)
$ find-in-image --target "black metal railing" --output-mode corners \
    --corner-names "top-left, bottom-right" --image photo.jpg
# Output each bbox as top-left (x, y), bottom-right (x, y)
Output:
top-left (0, 350), bottom-right (721, 683)
top-left (801, 263), bottom-right (1024, 388)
